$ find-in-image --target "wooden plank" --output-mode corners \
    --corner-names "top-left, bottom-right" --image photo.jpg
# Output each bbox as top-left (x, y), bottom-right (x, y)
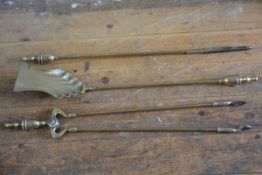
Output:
top-left (0, 0), bottom-right (234, 13)
top-left (0, 1), bottom-right (261, 43)
top-left (0, 1), bottom-right (262, 175)
top-left (0, 131), bottom-right (261, 174)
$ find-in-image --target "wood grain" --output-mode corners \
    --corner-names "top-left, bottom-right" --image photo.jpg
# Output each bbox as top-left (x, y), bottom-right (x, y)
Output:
top-left (0, 0), bottom-right (261, 175)
top-left (1, 1), bottom-right (262, 43)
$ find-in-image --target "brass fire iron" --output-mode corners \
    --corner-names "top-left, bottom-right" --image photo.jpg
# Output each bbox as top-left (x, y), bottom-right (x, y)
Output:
top-left (4, 100), bottom-right (249, 138)
top-left (21, 46), bottom-right (251, 64)
top-left (14, 62), bottom-right (258, 98)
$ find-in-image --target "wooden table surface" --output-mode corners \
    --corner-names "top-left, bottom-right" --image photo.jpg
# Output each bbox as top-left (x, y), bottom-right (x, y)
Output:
top-left (0, 0), bottom-right (261, 174)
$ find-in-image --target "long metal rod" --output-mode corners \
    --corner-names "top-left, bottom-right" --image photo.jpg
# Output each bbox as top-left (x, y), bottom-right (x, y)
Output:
top-left (88, 79), bottom-right (220, 91)
top-left (76, 101), bottom-right (244, 117)
top-left (21, 46), bottom-right (251, 64)
top-left (48, 125), bottom-right (252, 138)
top-left (75, 127), bottom-right (217, 132)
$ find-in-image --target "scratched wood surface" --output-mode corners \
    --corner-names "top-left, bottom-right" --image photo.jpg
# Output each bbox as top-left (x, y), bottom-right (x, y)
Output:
top-left (0, 0), bottom-right (262, 174)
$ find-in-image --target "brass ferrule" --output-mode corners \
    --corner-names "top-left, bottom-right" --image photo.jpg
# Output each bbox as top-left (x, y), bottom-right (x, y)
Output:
top-left (21, 54), bottom-right (57, 64)
top-left (68, 113), bottom-right (77, 118)
top-left (68, 127), bottom-right (78, 132)
top-left (218, 75), bottom-right (258, 86)
top-left (211, 100), bottom-right (245, 107)
top-left (217, 127), bottom-right (238, 133)
top-left (212, 101), bottom-right (233, 107)
top-left (4, 119), bottom-right (47, 130)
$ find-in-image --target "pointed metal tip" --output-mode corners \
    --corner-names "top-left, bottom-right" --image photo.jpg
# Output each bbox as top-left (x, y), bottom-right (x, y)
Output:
top-left (246, 46), bottom-right (252, 50)
top-left (240, 125), bottom-right (253, 131)
top-left (235, 46), bottom-right (252, 50)
top-left (219, 46), bottom-right (252, 52)
top-left (229, 101), bottom-right (246, 107)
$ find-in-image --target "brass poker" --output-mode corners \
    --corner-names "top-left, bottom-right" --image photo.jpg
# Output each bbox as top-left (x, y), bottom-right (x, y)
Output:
top-left (21, 46), bottom-right (251, 64)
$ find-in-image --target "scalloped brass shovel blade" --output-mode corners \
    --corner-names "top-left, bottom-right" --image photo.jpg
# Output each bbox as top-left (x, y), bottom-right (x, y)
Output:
top-left (14, 62), bottom-right (85, 98)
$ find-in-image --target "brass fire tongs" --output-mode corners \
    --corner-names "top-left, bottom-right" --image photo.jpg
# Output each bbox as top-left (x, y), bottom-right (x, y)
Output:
top-left (14, 62), bottom-right (258, 98)
top-left (4, 100), bottom-right (252, 138)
